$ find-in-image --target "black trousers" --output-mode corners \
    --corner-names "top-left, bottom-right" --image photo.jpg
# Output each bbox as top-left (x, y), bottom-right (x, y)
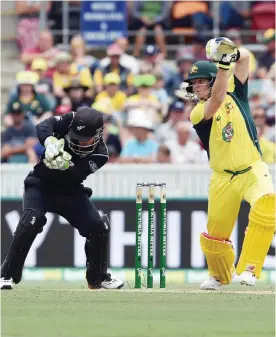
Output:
top-left (23, 174), bottom-right (102, 238)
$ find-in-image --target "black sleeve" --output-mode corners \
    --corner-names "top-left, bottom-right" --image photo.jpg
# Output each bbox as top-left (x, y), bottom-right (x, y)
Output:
top-left (36, 112), bottom-right (74, 145)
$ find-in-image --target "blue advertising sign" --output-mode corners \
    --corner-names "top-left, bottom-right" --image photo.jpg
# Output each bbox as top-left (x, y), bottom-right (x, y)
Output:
top-left (80, 1), bottom-right (127, 46)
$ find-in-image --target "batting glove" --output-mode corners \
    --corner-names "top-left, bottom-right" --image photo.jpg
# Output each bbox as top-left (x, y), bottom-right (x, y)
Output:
top-left (206, 37), bottom-right (240, 70)
top-left (44, 137), bottom-right (65, 161)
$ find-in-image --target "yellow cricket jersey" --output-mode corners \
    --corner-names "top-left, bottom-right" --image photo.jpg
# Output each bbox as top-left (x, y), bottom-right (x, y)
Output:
top-left (53, 64), bottom-right (93, 90)
top-left (259, 137), bottom-right (276, 164)
top-left (95, 91), bottom-right (126, 112)
top-left (190, 75), bottom-right (262, 173)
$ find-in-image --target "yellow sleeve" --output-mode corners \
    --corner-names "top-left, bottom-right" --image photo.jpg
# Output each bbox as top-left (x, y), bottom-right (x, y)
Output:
top-left (127, 72), bottom-right (134, 87)
top-left (248, 51), bottom-right (257, 73)
top-left (94, 69), bottom-right (103, 87)
top-left (260, 138), bottom-right (276, 164)
top-left (53, 72), bottom-right (62, 90)
top-left (80, 68), bottom-right (93, 88)
top-left (190, 102), bottom-right (205, 125)
top-left (117, 92), bottom-right (127, 110)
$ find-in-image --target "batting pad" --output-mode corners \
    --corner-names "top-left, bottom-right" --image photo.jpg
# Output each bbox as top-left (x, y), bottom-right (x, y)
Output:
top-left (236, 193), bottom-right (276, 278)
top-left (200, 233), bottom-right (235, 285)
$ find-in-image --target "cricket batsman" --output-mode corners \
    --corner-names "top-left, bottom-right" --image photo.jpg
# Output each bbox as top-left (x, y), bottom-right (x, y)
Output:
top-left (182, 37), bottom-right (275, 290)
top-left (1, 107), bottom-right (124, 290)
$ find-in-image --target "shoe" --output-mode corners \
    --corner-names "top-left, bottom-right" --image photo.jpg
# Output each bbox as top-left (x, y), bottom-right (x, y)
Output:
top-left (88, 273), bottom-right (124, 289)
top-left (101, 273), bottom-right (124, 289)
top-left (239, 271), bottom-right (256, 286)
top-left (1, 277), bottom-right (13, 290)
top-left (200, 277), bottom-right (221, 290)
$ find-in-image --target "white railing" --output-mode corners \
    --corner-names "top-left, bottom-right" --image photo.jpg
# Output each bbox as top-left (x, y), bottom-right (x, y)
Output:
top-left (1, 164), bottom-right (275, 198)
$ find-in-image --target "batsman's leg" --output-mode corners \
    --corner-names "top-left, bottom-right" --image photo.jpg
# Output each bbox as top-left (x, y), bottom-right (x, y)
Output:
top-left (237, 161), bottom-right (275, 285)
top-left (200, 173), bottom-right (242, 290)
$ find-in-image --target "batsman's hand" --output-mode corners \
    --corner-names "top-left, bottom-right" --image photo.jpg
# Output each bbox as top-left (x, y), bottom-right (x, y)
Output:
top-left (44, 136), bottom-right (65, 161)
top-left (43, 150), bottom-right (72, 171)
top-left (206, 37), bottom-right (239, 69)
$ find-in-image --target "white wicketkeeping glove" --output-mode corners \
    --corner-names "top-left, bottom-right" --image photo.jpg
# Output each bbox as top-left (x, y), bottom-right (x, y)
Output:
top-left (43, 151), bottom-right (72, 171)
top-left (206, 37), bottom-right (239, 70)
top-left (44, 136), bottom-right (65, 161)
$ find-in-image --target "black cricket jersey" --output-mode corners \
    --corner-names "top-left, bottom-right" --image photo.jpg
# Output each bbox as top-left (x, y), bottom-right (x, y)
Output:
top-left (30, 112), bottom-right (109, 189)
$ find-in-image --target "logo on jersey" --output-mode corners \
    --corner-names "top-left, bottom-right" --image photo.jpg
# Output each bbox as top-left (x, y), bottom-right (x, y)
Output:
top-left (189, 65), bottom-right (198, 74)
top-left (77, 125), bottom-right (86, 131)
top-left (54, 116), bottom-right (62, 121)
top-left (216, 115), bottom-right (221, 121)
top-left (225, 102), bottom-right (234, 114)
top-left (89, 160), bottom-right (98, 173)
top-left (222, 122), bottom-right (234, 142)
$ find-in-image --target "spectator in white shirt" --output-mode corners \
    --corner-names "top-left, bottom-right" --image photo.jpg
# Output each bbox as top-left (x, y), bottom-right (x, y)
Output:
top-left (165, 121), bottom-right (205, 164)
top-left (100, 37), bottom-right (140, 74)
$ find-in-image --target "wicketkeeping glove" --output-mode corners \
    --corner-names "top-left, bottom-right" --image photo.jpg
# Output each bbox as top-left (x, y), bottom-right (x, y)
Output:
top-left (206, 37), bottom-right (240, 70)
top-left (43, 151), bottom-right (72, 170)
top-left (44, 136), bottom-right (65, 161)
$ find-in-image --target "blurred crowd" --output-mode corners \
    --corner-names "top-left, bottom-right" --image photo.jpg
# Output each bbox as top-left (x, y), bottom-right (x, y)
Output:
top-left (1, 1), bottom-right (275, 165)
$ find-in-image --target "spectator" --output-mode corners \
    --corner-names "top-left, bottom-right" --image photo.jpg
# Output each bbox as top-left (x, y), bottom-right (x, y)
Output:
top-left (52, 52), bottom-right (93, 99)
top-left (31, 58), bottom-right (56, 110)
top-left (226, 29), bottom-right (257, 77)
top-left (253, 106), bottom-right (275, 143)
top-left (1, 104), bottom-right (38, 164)
top-left (129, 1), bottom-right (172, 56)
top-left (257, 29), bottom-right (275, 77)
top-left (16, 1), bottom-right (52, 51)
top-left (95, 73), bottom-right (127, 116)
top-left (63, 78), bottom-right (93, 112)
top-left (20, 30), bottom-right (59, 78)
top-left (191, 36), bottom-right (208, 61)
top-left (100, 37), bottom-right (140, 74)
top-left (151, 71), bottom-right (170, 117)
top-left (155, 101), bottom-right (185, 143)
top-left (101, 114), bottom-right (122, 163)
top-left (140, 45), bottom-right (175, 89)
top-left (219, 1), bottom-right (251, 29)
top-left (5, 71), bottom-right (52, 126)
top-left (119, 109), bottom-right (159, 163)
top-left (171, 1), bottom-right (212, 31)
top-left (156, 144), bottom-right (172, 163)
top-left (169, 53), bottom-right (194, 96)
top-left (253, 108), bottom-right (276, 163)
top-left (94, 44), bottom-right (134, 95)
top-left (70, 34), bottom-right (99, 72)
top-left (165, 121), bottom-right (204, 164)
top-left (124, 74), bottom-right (162, 126)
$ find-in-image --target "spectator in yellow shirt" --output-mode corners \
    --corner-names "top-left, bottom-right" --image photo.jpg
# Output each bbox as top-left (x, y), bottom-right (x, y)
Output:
top-left (95, 73), bottom-right (126, 114)
top-left (124, 74), bottom-right (161, 126)
top-left (52, 52), bottom-right (93, 99)
top-left (94, 44), bottom-right (134, 95)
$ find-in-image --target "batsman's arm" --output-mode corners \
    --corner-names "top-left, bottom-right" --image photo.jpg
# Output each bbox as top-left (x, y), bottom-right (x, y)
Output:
top-left (204, 68), bottom-right (229, 120)
top-left (233, 47), bottom-right (250, 84)
top-left (36, 112), bottom-right (74, 145)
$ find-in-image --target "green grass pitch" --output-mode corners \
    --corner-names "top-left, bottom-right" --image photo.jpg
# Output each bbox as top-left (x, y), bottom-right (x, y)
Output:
top-left (1, 282), bottom-right (275, 337)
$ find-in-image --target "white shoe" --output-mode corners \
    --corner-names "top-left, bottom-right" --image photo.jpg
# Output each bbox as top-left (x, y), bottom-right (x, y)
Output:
top-left (101, 274), bottom-right (124, 289)
top-left (200, 277), bottom-right (221, 290)
top-left (1, 277), bottom-right (13, 290)
top-left (239, 271), bottom-right (256, 286)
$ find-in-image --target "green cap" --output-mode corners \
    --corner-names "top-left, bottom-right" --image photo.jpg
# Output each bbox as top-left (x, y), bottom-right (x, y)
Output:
top-left (134, 74), bottom-right (156, 87)
top-left (184, 61), bottom-right (218, 83)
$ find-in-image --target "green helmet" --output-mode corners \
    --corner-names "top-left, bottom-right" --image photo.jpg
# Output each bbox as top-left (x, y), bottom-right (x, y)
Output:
top-left (183, 61), bottom-right (218, 94)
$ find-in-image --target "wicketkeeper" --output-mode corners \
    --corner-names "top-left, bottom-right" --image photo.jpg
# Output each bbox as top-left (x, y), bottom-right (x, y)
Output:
top-left (182, 37), bottom-right (275, 290)
top-left (1, 107), bottom-right (124, 290)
